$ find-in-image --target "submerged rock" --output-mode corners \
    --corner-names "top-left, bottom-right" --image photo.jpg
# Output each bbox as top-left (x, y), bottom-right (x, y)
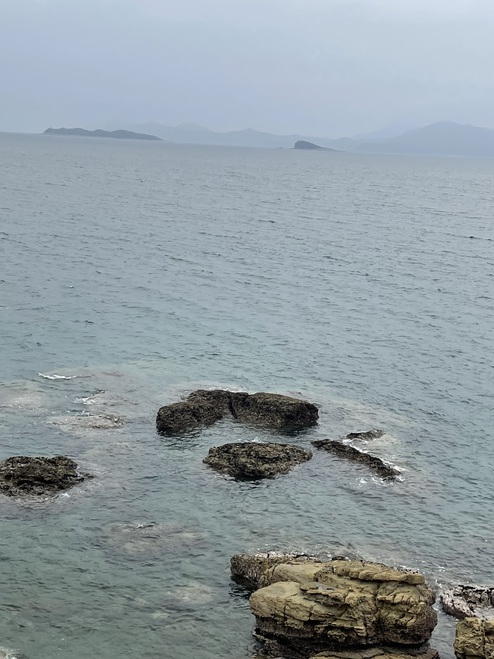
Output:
top-left (49, 413), bottom-right (124, 431)
top-left (241, 556), bottom-right (436, 659)
top-left (161, 582), bottom-right (217, 609)
top-left (203, 442), bottom-right (312, 479)
top-left (0, 648), bottom-right (28, 659)
top-left (346, 429), bottom-right (385, 441)
top-left (156, 389), bottom-right (318, 434)
top-left (312, 440), bottom-right (399, 481)
top-left (454, 617), bottom-right (494, 659)
top-left (441, 585), bottom-right (494, 619)
top-left (0, 456), bottom-right (90, 496)
top-left (103, 522), bottom-right (203, 556)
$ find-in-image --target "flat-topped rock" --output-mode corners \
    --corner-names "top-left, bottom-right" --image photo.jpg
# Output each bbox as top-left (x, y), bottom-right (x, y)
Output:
top-left (312, 440), bottom-right (399, 481)
top-left (156, 389), bottom-right (318, 434)
top-left (0, 456), bottom-right (91, 496)
top-left (203, 442), bottom-right (312, 479)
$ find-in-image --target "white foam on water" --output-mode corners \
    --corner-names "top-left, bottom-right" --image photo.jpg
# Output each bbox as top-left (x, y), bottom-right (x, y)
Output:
top-left (38, 372), bottom-right (79, 380)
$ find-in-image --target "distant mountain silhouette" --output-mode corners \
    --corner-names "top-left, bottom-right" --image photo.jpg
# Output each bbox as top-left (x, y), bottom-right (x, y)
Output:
top-left (44, 127), bottom-right (161, 141)
top-left (358, 122), bottom-right (494, 156)
top-left (102, 120), bottom-right (494, 156)
top-left (125, 122), bottom-right (341, 149)
top-left (351, 123), bottom-right (417, 141)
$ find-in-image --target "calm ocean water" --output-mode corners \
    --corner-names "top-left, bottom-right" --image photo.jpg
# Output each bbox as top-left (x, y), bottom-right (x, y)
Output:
top-left (0, 132), bottom-right (493, 658)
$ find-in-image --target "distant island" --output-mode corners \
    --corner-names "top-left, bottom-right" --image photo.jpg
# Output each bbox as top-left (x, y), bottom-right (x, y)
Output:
top-left (43, 127), bottom-right (161, 141)
top-left (294, 140), bottom-right (336, 151)
top-left (40, 122), bottom-right (494, 156)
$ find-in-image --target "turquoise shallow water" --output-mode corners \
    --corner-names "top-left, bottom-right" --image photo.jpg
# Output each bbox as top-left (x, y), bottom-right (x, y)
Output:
top-left (0, 132), bottom-right (493, 658)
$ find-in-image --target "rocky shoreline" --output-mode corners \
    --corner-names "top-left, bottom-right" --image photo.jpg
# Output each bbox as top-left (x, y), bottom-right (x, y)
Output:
top-left (231, 552), bottom-right (494, 659)
top-left (3, 386), bottom-right (491, 658)
top-left (232, 553), bottom-right (437, 659)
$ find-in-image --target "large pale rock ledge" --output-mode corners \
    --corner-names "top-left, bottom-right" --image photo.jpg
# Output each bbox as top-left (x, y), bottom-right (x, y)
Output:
top-left (156, 389), bottom-right (319, 434)
top-left (232, 554), bottom-right (437, 659)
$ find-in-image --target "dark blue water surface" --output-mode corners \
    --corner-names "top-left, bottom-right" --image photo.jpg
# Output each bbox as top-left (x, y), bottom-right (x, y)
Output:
top-left (0, 132), bottom-right (493, 658)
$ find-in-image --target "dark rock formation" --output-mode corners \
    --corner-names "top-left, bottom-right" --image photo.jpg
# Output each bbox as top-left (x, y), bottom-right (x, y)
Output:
top-left (441, 586), bottom-right (494, 619)
top-left (454, 617), bottom-right (494, 659)
top-left (0, 456), bottom-right (91, 496)
top-left (156, 389), bottom-right (318, 434)
top-left (155, 399), bottom-right (224, 434)
top-left (44, 127), bottom-right (161, 140)
top-left (238, 556), bottom-right (436, 659)
top-left (230, 392), bottom-right (319, 429)
top-left (203, 442), bottom-right (312, 479)
top-left (346, 429), bottom-right (385, 441)
top-left (312, 440), bottom-right (399, 481)
top-left (294, 140), bottom-right (335, 151)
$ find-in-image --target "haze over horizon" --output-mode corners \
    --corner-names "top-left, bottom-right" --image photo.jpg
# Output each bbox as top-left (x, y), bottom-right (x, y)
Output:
top-left (1, 0), bottom-right (494, 137)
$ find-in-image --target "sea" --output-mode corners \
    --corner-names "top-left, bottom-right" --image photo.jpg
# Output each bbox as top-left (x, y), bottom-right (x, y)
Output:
top-left (0, 132), bottom-right (493, 659)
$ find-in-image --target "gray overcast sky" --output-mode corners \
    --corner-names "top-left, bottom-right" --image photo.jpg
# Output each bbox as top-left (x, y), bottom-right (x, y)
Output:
top-left (1, 0), bottom-right (494, 136)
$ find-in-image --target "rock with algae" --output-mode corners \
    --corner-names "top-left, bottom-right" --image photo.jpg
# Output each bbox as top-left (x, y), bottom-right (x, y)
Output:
top-left (0, 456), bottom-right (91, 497)
top-left (203, 442), bottom-right (312, 479)
top-left (156, 389), bottom-right (318, 434)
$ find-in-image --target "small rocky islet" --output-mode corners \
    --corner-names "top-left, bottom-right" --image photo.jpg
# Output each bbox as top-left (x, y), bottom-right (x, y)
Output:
top-left (0, 455), bottom-right (91, 497)
top-left (156, 389), bottom-right (320, 434)
top-left (203, 442), bottom-right (313, 479)
top-left (157, 389), bottom-right (395, 481)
